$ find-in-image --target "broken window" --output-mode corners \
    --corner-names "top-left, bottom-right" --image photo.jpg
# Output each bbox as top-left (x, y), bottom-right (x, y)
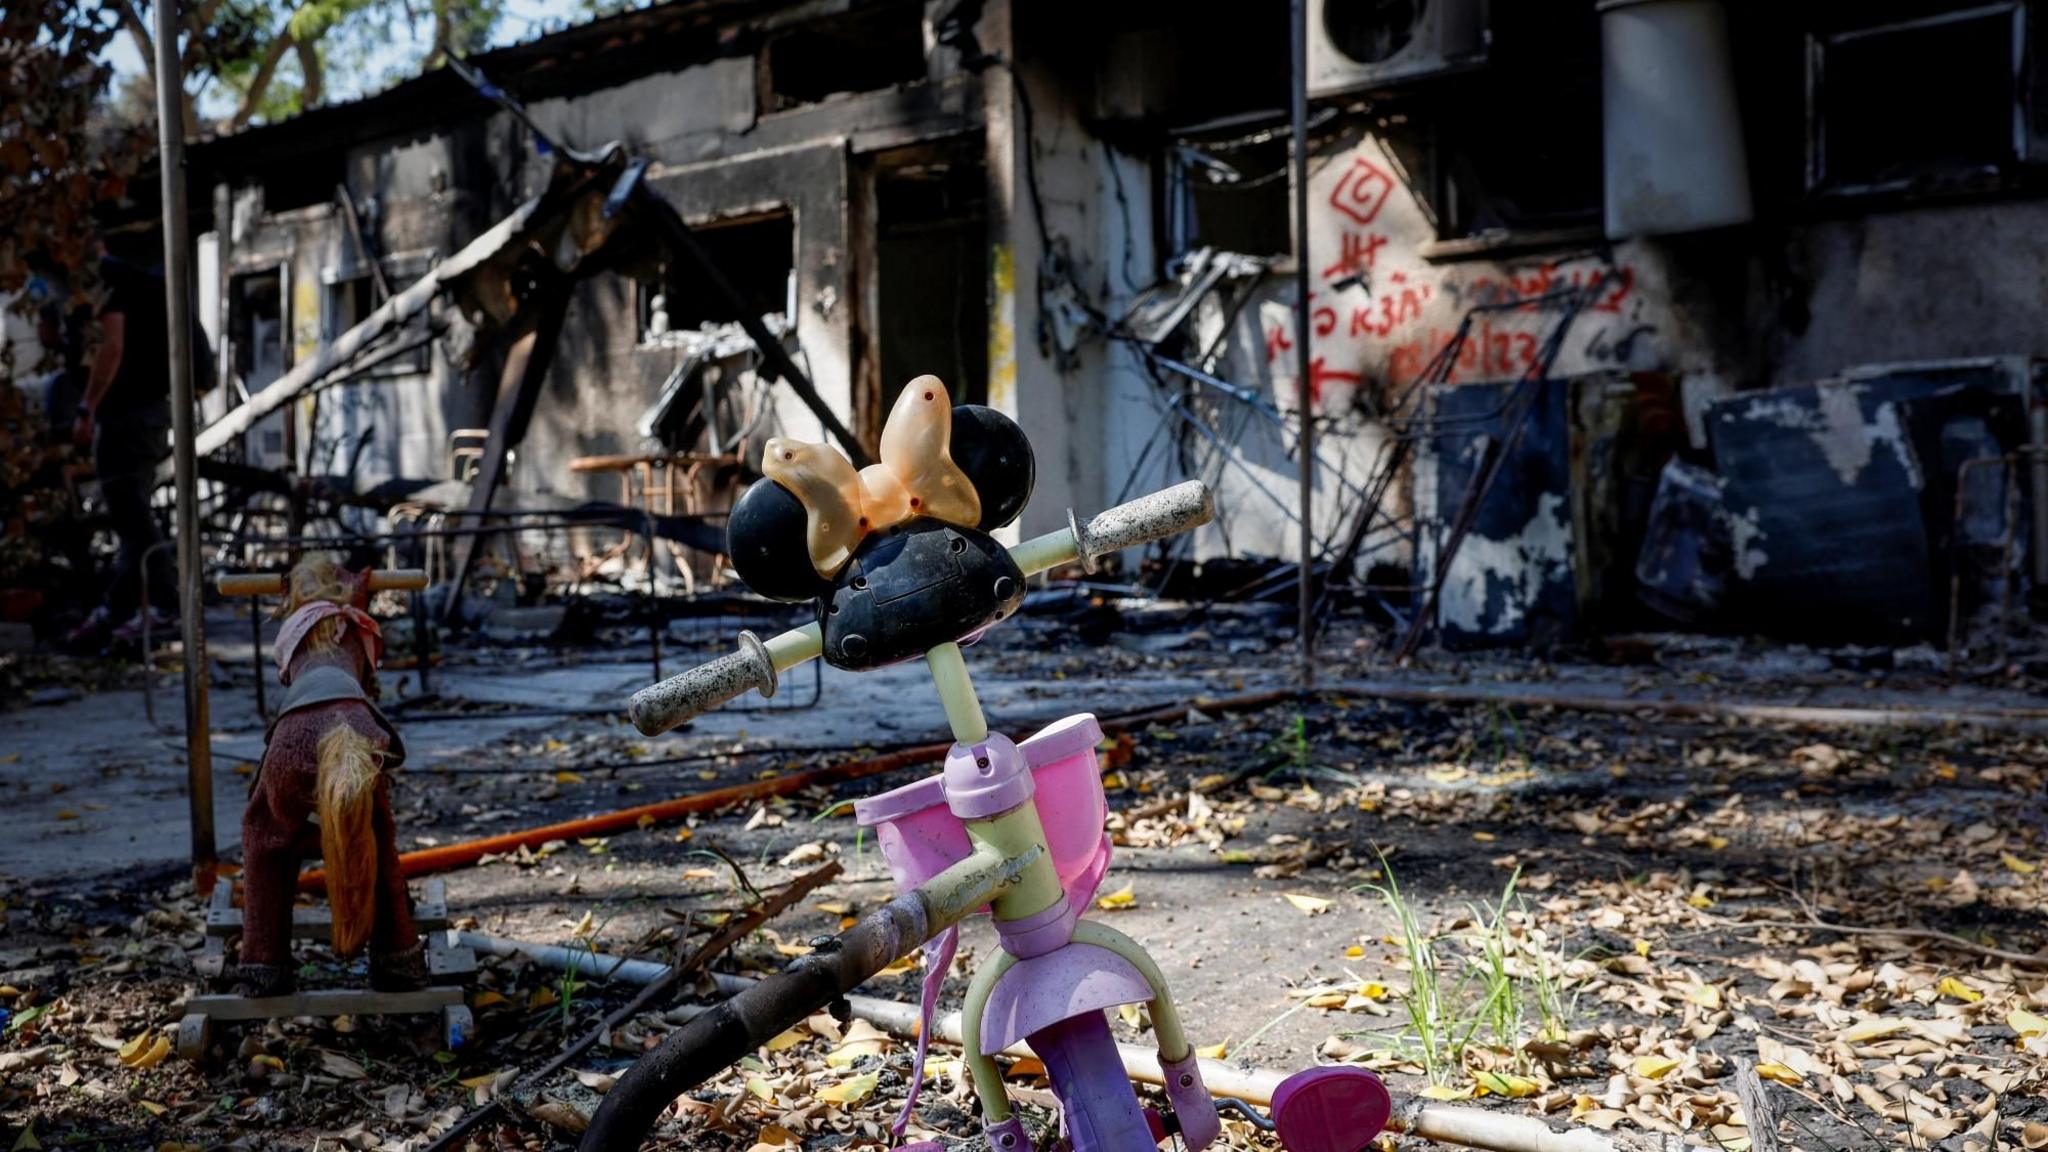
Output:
top-left (1358, 2), bottom-right (1602, 247)
top-left (230, 269), bottom-right (288, 386)
top-left (259, 152), bottom-right (346, 214)
top-left (325, 274), bottom-right (429, 377)
top-left (641, 209), bottom-right (795, 338)
top-left (875, 153), bottom-right (989, 410)
top-left (758, 3), bottom-right (927, 113)
top-left (1167, 130), bottom-right (1294, 258)
top-left (1807, 4), bottom-right (2027, 193)
top-left (1377, 85), bottom-right (1603, 245)
top-left (325, 276), bottom-right (373, 342)
top-left (228, 267), bottom-right (292, 462)
top-left (1428, 99), bottom-right (1603, 239)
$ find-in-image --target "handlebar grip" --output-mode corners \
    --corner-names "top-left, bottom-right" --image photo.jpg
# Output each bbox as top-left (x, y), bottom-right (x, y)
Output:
top-left (1073, 480), bottom-right (1215, 572)
top-left (628, 631), bottom-right (777, 736)
top-left (216, 573), bottom-right (284, 597)
top-left (366, 569), bottom-right (430, 592)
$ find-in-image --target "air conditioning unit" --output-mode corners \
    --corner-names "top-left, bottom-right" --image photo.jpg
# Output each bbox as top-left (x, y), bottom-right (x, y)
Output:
top-left (1307, 0), bottom-right (1489, 98)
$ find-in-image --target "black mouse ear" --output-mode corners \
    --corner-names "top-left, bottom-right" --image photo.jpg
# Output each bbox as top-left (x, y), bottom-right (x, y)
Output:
top-left (727, 478), bottom-right (830, 602)
top-left (950, 405), bottom-right (1035, 531)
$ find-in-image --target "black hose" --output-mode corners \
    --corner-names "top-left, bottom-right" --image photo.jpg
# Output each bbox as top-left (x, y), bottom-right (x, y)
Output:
top-left (578, 893), bottom-right (932, 1150)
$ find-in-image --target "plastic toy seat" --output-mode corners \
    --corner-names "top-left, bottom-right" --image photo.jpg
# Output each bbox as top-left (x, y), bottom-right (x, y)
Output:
top-left (855, 714), bottom-right (1111, 908)
top-left (1269, 1067), bottom-right (1392, 1152)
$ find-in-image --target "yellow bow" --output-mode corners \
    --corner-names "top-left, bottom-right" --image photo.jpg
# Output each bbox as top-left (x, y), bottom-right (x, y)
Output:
top-left (761, 375), bottom-right (982, 578)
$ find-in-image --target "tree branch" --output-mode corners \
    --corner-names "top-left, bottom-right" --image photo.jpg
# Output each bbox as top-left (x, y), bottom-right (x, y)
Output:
top-left (294, 38), bottom-right (322, 108)
top-left (1718, 917), bottom-right (2048, 970)
top-left (182, 0), bottom-right (225, 69)
top-left (229, 32), bottom-right (295, 131)
top-left (427, 0), bottom-right (452, 70)
top-left (111, 0), bottom-right (157, 85)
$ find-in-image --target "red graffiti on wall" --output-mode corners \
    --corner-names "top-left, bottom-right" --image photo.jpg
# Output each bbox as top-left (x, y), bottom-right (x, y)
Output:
top-left (1327, 158), bottom-right (1395, 226)
top-left (1348, 282), bottom-right (1434, 340)
top-left (1465, 263), bottom-right (1634, 314)
top-left (1384, 317), bottom-right (1552, 387)
top-left (1264, 321), bottom-right (1293, 364)
top-left (1262, 302), bottom-right (1366, 409)
top-left (1312, 290), bottom-right (1339, 338)
top-left (1308, 357), bottom-right (1363, 407)
top-left (1321, 230), bottom-right (1386, 283)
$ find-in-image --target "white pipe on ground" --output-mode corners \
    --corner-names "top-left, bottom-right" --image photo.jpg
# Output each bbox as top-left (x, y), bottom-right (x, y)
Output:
top-left (460, 933), bottom-right (1680, 1151)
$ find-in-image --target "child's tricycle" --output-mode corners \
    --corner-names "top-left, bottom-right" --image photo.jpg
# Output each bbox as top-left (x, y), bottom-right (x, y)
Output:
top-left (581, 379), bottom-right (1390, 1152)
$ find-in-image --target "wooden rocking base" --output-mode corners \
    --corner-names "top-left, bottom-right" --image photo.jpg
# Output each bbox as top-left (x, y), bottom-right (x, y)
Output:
top-left (181, 877), bottom-right (478, 1060)
top-left (177, 987), bottom-right (472, 1059)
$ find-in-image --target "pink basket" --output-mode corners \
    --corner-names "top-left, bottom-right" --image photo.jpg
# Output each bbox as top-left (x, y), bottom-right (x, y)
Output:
top-left (854, 714), bottom-right (1112, 910)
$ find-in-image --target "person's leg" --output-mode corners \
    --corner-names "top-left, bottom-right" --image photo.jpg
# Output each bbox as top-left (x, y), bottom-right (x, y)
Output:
top-left (93, 421), bottom-right (169, 622)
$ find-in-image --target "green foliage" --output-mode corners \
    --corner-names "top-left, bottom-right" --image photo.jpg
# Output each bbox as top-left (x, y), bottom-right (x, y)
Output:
top-left (0, 1), bottom-right (149, 314)
top-left (578, 0), bottom-right (651, 19)
top-left (1356, 858), bottom-right (1582, 1087)
top-left (113, 0), bottom-right (509, 132)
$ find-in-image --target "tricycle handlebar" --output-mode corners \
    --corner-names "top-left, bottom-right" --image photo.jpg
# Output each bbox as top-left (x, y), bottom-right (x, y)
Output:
top-left (1073, 479), bottom-right (1214, 574)
top-left (217, 569), bottom-right (431, 596)
top-left (627, 480), bottom-right (1214, 734)
top-left (628, 625), bottom-right (822, 736)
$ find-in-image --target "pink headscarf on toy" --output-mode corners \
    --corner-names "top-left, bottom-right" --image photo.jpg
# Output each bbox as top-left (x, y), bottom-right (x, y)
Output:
top-left (273, 601), bottom-right (384, 684)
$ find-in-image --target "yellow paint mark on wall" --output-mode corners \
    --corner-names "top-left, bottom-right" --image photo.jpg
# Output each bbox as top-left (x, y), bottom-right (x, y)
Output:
top-left (987, 243), bottom-right (1016, 415)
top-left (292, 275), bottom-right (321, 366)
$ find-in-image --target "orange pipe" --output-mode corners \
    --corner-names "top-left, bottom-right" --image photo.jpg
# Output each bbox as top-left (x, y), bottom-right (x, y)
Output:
top-left (297, 687), bottom-right (1299, 892)
top-left (298, 741), bottom-right (948, 892)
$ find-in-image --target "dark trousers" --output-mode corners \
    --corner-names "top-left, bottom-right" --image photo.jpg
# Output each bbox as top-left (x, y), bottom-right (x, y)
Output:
top-left (93, 412), bottom-right (176, 620)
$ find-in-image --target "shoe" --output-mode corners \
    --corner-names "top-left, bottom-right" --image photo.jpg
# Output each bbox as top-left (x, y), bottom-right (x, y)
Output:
top-left (110, 607), bottom-right (177, 646)
top-left (60, 606), bottom-right (113, 653)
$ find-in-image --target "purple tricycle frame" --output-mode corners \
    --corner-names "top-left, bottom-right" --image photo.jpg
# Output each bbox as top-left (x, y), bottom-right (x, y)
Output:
top-left (858, 709), bottom-right (1389, 1152)
top-left (597, 460), bottom-right (1391, 1152)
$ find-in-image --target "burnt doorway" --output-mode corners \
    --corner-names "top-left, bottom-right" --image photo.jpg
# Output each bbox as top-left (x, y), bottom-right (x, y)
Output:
top-left (872, 144), bottom-right (988, 419)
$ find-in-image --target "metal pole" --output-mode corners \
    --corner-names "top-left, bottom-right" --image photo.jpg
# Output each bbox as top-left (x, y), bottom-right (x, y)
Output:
top-left (1290, 0), bottom-right (1316, 689)
top-left (153, 5), bottom-right (215, 893)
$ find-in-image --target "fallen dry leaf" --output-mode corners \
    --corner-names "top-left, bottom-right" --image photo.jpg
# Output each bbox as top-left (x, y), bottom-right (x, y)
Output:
top-left (1633, 1055), bottom-right (1680, 1079)
top-left (1283, 893), bottom-right (1334, 915)
top-left (1840, 1018), bottom-right (1911, 1044)
top-left (1937, 976), bottom-right (1982, 1003)
top-left (116, 1033), bottom-right (170, 1070)
top-left (1096, 883), bottom-right (1137, 911)
top-left (815, 1072), bottom-right (878, 1106)
top-left (526, 1098), bottom-right (590, 1133)
top-left (1474, 1070), bottom-right (1539, 1098)
top-left (317, 1050), bottom-right (368, 1080)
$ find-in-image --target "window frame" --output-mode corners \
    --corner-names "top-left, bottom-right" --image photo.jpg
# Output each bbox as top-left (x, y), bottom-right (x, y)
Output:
top-left (1804, 2), bottom-right (2030, 197)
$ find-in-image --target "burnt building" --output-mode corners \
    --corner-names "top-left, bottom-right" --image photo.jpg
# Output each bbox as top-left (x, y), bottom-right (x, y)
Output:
top-left (183, 0), bottom-right (2046, 651)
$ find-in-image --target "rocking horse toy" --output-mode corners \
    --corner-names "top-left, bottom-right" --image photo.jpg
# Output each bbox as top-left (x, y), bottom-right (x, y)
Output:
top-left (581, 378), bottom-right (1393, 1152)
top-left (178, 558), bottom-right (472, 1059)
